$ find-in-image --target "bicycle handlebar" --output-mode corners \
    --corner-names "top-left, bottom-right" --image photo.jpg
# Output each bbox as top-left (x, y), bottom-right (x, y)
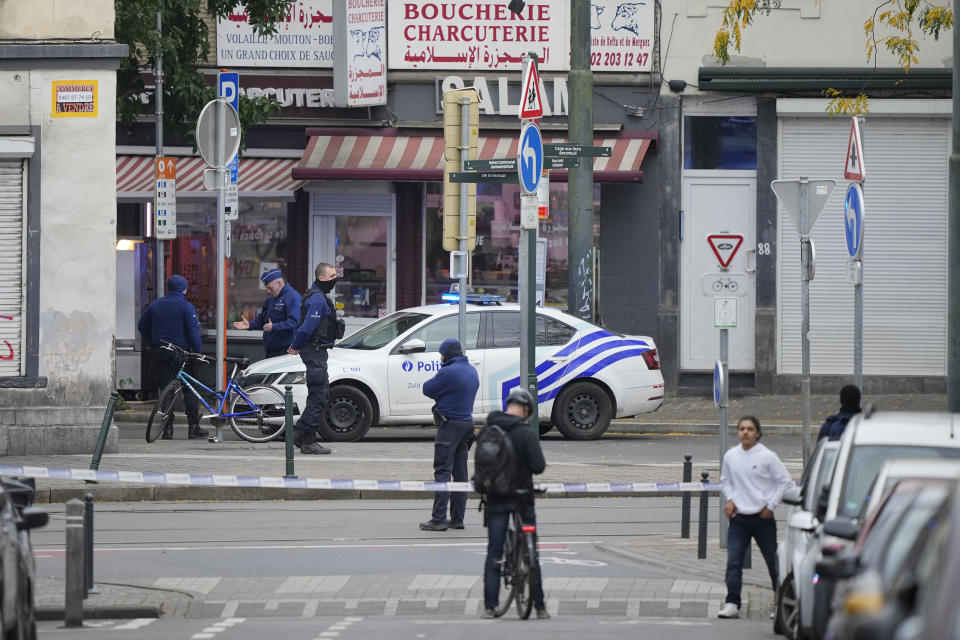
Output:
top-left (159, 341), bottom-right (212, 364)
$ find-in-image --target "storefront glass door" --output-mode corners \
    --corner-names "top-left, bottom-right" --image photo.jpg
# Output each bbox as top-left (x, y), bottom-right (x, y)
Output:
top-left (311, 213), bottom-right (394, 328)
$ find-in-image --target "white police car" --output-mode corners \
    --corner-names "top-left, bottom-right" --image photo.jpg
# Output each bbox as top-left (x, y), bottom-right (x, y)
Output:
top-left (239, 302), bottom-right (664, 441)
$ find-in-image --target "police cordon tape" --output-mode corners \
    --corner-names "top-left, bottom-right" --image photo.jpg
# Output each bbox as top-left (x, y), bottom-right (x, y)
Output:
top-left (0, 465), bottom-right (723, 494)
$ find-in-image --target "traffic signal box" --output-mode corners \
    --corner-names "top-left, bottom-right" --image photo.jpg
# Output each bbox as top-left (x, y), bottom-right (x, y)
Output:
top-left (442, 89), bottom-right (479, 252)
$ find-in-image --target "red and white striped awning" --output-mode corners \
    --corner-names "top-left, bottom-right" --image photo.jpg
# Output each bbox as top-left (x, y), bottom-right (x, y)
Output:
top-left (293, 128), bottom-right (657, 182)
top-left (116, 155), bottom-right (304, 195)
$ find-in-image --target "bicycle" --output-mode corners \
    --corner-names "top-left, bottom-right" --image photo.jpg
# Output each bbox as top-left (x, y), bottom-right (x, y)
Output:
top-left (145, 342), bottom-right (287, 444)
top-left (492, 490), bottom-right (545, 619)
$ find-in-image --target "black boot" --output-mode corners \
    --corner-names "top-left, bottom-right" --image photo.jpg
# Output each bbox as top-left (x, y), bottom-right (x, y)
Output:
top-left (161, 421), bottom-right (173, 440)
top-left (188, 423), bottom-right (209, 439)
top-left (299, 430), bottom-right (331, 455)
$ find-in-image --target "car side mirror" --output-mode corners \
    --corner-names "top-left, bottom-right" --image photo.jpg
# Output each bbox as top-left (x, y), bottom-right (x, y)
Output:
top-left (782, 486), bottom-right (802, 506)
top-left (823, 517), bottom-right (859, 541)
top-left (16, 507), bottom-right (48, 531)
top-left (398, 338), bottom-right (426, 354)
top-left (788, 511), bottom-right (817, 532)
top-left (816, 551), bottom-right (858, 580)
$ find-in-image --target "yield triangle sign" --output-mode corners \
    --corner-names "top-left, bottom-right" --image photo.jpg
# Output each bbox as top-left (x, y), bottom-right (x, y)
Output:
top-left (519, 57), bottom-right (544, 119)
top-left (844, 117), bottom-right (865, 181)
top-left (707, 234), bottom-right (744, 268)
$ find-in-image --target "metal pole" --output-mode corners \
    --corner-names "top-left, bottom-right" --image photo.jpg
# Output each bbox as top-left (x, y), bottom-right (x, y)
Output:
top-left (697, 471), bottom-right (709, 560)
top-left (83, 494), bottom-right (97, 595)
top-left (284, 385), bottom-right (295, 478)
top-left (800, 176), bottom-right (812, 464)
top-left (568, 0), bottom-right (594, 321)
top-left (215, 100), bottom-right (227, 443)
top-left (719, 329), bottom-right (729, 549)
top-left (519, 54), bottom-right (540, 434)
top-left (458, 96), bottom-right (469, 346)
top-left (89, 392), bottom-right (118, 472)
top-left (155, 9), bottom-right (165, 298)
top-left (949, 0), bottom-right (960, 413)
top-left (681, 453), bottom-right (692, 538)
top-left (64, 498), bottom-right (85, 627)
top-left (854, 121), bottom-right (865, 393)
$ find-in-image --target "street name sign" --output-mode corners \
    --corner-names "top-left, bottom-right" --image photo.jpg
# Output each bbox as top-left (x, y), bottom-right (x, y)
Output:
top-left (449, 171), bottom-right (518, 183)
top-left (464, 156), bottom-right (580, 171)
top-left (544, 143), bottom-right (612, 158)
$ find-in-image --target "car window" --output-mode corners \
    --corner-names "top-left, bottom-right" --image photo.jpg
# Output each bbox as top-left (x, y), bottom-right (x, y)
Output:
top-left (403, 313), bottom-right (481, 352)
top-left (338, 312), bottom-right (430, 350)
top-left (490, 312), bottom-right (520, 348)
top-left (839, 445), bottom-right (960, 518)
top-left (878, 485), bottom-right (950, 585)
top-left (806, 447), bottom-right (839, 512)
top-left (858, 490), bottom-right (915, 567)
top-left (539, 315), bottom-right (576, 346)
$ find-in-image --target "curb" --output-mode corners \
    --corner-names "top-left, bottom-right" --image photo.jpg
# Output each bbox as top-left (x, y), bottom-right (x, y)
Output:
top-left (36, 604), bottom-right (160, 621)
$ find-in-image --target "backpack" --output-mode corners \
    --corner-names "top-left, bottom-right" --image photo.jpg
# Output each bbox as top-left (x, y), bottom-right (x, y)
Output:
top-left (472, 424), bottom-right (523, 498)
top-left (300, 290), bottom-right (345, 342)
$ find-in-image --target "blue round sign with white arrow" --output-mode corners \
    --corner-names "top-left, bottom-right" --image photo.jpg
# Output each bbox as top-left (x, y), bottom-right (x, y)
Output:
top-left (518, 122), bottom-right (544, 195)
top-left (844, 183), bottom-right (865, 259)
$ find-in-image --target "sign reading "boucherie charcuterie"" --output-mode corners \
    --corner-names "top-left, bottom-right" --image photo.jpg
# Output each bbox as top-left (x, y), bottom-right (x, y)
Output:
top-left (388, 0), bottom-right (653, 72)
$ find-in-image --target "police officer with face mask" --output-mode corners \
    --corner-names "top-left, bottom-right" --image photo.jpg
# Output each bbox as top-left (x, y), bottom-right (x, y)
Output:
top-left (233, 268), bottom-right (302, 358)
top-left (288, 262), bottom-right (341, 455)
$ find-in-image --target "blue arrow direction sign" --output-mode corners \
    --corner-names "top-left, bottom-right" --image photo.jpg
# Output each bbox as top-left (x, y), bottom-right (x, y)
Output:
top-left (844, 183), bottom-right (865, 259)
top-left (518, 122), bottom-right (544, 195)
top-left (713, 360), bottom-right (725, 407)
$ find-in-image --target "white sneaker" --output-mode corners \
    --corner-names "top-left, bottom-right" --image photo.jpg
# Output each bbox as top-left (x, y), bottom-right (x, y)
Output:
top-left (717, 603), bottom-right (740, 619)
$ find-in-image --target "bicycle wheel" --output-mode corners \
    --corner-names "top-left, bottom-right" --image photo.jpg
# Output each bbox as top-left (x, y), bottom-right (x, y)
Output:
top-left (493, 520), bottom-right (519, 617)
top-left (229, 385), bottom-right (287, 443)
top-left (146, 381), bottom-right (180, 442)
top-left (514, 533), bottom-right (534, 619)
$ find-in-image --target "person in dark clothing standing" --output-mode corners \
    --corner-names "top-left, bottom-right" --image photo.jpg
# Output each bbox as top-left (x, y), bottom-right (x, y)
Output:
top-left (420, 338), bottom-right (480, 531)
top-left (817, 384), bottom-right (862, 442)
top-left (480, 388), bottom-right (550, 620)
top-left (233, 268), bottom-right (302, 358)
top-left (288, 262), bottom-right (339, 455)
top-left (137, 274), bottom-right (208, 440)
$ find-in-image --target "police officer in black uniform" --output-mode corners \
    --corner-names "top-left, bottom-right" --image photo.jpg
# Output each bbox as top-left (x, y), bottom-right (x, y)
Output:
top-left (288, 262), bottom-right (340, 455)
top-left (233, 268), bottom-right (302, 358)
top-left (137, 274), bottom-right (209, 440)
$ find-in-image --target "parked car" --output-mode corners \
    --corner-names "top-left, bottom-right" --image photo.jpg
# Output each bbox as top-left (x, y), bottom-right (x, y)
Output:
top-left (239, 302), bottom-right (665, 441)
top-left (859, 457), bottom-right (960, 521)
top-left (0, 476), bottom-right (48, 640)
top-left (775, 438), bottom-right (841, 639)
top-left (892, 480), bottom-right (960, 640)
top-left (818, 477), bottom-right (957, 640)
top-left (784, 410), bottom-right (960, 640)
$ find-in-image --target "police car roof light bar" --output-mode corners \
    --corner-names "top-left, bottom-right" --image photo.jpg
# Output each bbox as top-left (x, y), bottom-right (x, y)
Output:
top-left (441, 292), bottom-right (507, 305)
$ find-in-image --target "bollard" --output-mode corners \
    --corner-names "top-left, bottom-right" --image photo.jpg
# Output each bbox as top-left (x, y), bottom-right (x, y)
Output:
top-left (89, 392), bottom-right (119, 473)
top-left (284, 385), bottom-right (295, 478)
top-left (697, 471), bottom-right (709, 560)
top-left (83, 494), bottom-right (97, 596)
top-left (681, 453), bottom-right (692, 538)
top-left (65, 498), bottom-right (85, 627)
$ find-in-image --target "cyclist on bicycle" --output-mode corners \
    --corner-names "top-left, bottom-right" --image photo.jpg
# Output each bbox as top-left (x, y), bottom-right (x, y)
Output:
top-left (137, 274), bottom-right (208, 440)
top-left (480, 387), bottom-right (549, 620)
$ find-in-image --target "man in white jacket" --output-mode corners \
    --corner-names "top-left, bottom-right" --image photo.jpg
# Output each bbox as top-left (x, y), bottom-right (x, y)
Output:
top-left (717, 416), bottom-right (794, 619)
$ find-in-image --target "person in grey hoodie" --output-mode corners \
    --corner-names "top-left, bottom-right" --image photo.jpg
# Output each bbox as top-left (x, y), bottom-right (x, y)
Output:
top-left (717, 415), bottom-right (794, 619)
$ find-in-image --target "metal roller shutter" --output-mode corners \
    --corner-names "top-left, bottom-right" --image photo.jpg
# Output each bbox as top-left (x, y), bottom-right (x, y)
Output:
top-left (0, 160), bottom-right (25, 377)
top-left (778, 117), bottom-right (947, 375)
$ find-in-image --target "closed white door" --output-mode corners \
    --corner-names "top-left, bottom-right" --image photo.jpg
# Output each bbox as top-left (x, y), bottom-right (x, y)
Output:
top-left (680, 175), bottom-right (756, 370)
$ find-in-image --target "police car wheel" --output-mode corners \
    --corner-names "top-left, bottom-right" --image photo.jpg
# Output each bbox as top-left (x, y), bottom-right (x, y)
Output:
top-left (318, 386), bottom-right (374, 442)
top-left (552, 381), bottom-right (612, 440)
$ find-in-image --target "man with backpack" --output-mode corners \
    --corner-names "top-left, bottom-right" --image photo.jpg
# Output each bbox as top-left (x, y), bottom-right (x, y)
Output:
top-left (474, 387), bottom-right (549, 620)
top-left (419, 338), bottom-right (479, 531)
top-left (816, 384), bottom-right (861, 442)
top-left (288, 262), bottom-right (343, 455)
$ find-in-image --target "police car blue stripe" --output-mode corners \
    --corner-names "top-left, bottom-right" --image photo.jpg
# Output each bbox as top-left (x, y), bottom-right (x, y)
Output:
top-left (536, 339), bottom-right (650, 396)
top-left (552, 329), bottom-right (614, 358)
top-left (540, 348), bottom-right (651, 402)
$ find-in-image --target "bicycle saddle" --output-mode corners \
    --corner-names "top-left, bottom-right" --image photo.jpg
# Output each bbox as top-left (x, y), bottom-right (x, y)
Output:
top-left (224, 356), bottom-right (251, 368)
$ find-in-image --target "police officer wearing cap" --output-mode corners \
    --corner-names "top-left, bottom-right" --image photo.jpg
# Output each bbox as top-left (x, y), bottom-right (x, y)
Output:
top-left (419, 338), bottom-right (480, 531)
top-left (288, 262), bottom-right (339, 455)
top-left (137, 274), bottom-right (208, 440)
top-left (233, 268), bottom-right (302, 359)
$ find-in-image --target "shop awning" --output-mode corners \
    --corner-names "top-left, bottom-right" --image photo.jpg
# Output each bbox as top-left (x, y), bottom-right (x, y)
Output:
top-left (116, 155), bottom-right (305, 197)
top-left (293, 128), bottom-right (658, 183)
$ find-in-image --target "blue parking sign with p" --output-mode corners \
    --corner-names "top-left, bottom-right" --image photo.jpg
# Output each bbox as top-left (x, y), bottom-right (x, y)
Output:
top-left (218, 71), bottom-right (240, 183)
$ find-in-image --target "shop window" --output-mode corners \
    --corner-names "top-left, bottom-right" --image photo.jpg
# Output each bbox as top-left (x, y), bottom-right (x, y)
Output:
top-left (166, 199), bottom-right (289, 330)
top-left (683, 116), bottom-right (757, 170)
top-left (424, 182), bottom-right (599, 309)
top-left (405, 312), bottom-right (481, 351)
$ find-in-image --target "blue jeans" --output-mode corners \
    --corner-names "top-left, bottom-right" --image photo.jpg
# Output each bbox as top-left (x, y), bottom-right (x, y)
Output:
top-left (724, 513), bottom-right (779, 607)
top-left (430, 420), bottom-right (474, 523)
top-left (484, 500), bottom-right (545, 610)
